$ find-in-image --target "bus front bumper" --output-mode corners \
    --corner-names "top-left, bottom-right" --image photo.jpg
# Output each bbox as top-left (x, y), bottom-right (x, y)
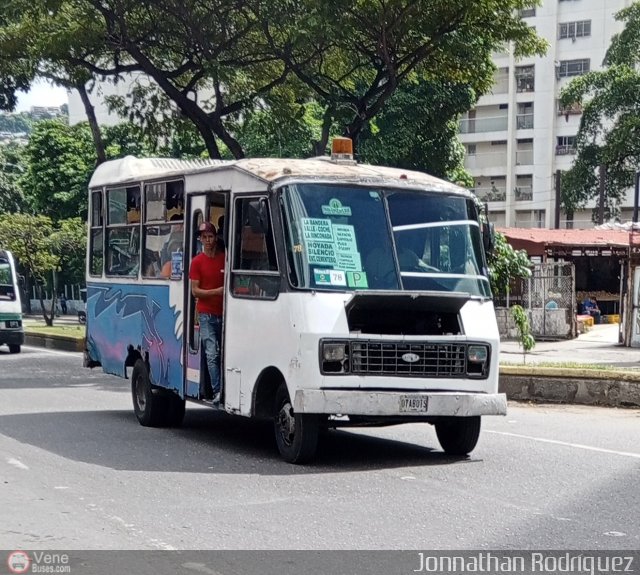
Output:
top-left (293, 390), bottom-right (507, 417)
top-left (0, 330), bottom-right (24, 346)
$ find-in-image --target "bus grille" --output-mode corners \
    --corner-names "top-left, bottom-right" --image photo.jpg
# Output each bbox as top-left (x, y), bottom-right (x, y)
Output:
top-left (350, 341), bottom-right (467, 377)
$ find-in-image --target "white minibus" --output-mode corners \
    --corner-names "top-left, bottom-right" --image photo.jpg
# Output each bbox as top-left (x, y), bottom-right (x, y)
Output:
top-left (0, 249), bottom-right (24, 353)
top-left (83, 140), bottom-right (506, 463)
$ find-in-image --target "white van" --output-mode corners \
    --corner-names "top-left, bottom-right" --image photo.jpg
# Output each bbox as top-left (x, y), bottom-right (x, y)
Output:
top-left (0, 250), bottom-right (24, 353)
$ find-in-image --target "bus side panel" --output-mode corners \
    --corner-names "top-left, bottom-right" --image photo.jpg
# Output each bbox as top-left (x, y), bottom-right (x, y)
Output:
top-left (85, 282), bottom-right (184, 395)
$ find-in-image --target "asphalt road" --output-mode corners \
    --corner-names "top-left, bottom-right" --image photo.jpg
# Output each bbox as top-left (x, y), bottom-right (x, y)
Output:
top-left (1, 345), bottom-right (639, 553)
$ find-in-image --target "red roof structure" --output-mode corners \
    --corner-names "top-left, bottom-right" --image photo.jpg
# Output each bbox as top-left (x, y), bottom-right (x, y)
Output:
top-left (498, 227), bottom-right (631, 258)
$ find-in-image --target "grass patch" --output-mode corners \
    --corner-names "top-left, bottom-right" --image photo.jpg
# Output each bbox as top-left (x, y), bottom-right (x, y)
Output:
top-left (24, 323), bottom-right (85, 339)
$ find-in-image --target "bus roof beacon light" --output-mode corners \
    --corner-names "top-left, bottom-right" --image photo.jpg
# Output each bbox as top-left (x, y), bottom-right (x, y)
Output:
top-left (331, 137), bottom-right (354, 162)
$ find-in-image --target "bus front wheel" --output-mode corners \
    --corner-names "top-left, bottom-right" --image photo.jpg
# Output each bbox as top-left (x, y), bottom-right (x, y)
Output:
top-left (8, 344), bottom-right (20, 354)
top-left (132, 359), bottom-right (168, 427)
top-left (435, 416), bottom-right (481, 456)
top-left (274, 382), bottom-right (319, 464)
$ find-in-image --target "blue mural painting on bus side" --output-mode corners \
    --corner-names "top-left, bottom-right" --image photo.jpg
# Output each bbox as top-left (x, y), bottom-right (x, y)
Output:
top-left (85, 283), bottom-right (183, 394)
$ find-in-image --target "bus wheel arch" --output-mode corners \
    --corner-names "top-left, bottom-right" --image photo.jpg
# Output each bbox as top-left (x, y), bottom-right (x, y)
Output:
top-left (252, 366), bottom-right (286, 420)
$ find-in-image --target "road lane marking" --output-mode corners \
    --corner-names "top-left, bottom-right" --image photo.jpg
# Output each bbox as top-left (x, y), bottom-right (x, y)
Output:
top-left (486, 430), bottom-right (640, 459)
top-left (7, 457), bottom-right (29, 470)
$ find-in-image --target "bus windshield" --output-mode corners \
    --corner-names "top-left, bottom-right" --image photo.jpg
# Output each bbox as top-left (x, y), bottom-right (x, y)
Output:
top-left (280, 183), bottom-right (491, 297)
top-left (0, 259), bottom-right (16, 300)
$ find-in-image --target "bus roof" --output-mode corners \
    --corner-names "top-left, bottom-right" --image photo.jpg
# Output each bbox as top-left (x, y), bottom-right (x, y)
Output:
top-left (88, 155), bottom-right (470, 197)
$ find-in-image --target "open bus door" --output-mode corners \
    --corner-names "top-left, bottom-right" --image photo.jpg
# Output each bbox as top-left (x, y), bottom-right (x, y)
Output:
top-left (184, 192), bottom-right (227, 401)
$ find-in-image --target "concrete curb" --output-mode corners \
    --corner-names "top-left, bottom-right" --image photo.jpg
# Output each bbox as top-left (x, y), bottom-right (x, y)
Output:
top-left (25, 333), bottom-right (85, 353)
top-left (499, 367), bottom-right (640, 408)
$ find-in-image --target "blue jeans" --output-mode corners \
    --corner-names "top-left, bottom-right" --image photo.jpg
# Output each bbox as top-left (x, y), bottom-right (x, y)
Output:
top-left (199, 313), bottom-right (222, 395)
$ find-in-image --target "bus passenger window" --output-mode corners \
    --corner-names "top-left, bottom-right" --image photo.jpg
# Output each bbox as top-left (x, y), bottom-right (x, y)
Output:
top-left (231, 197), bottom-right (279, 299)
top-left (106, 185), bottom-right (141, 277)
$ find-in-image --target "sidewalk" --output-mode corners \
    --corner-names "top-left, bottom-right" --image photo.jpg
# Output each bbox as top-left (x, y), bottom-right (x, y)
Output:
top-left (23, 313), bottom-right (82, 326)
top-left (500, 323), bottom-right (640, 369)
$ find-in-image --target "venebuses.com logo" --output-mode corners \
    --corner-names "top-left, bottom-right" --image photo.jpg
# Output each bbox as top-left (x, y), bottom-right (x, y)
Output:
top-left (6, 550), bottom-right (71, 574)
top-left (7, 551), bottom-right (30, 574)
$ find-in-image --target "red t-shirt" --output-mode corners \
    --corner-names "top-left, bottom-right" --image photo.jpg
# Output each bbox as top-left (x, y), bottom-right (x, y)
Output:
top-left (189, 250), bottom-right (225, 315)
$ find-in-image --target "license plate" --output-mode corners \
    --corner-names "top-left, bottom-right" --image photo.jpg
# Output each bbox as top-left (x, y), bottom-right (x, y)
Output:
top-left (399, 395), bottom-right (428, 413)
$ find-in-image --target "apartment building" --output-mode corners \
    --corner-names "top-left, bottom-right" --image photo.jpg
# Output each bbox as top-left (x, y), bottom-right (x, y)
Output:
top-left (459, 0), bottom-right (634, 229)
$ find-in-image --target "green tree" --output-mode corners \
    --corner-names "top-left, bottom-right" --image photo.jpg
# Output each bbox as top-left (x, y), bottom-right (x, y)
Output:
top-left (20, 119), bottom-right (96, 221)
top-left (560, 2), bottom-right (640, 222)
top-left (51, 217), bottom-right (86, 288)
top-left (234, 98), bottom-right (327, 158)
top-left (0, 143), bottom-right (27, 214)
top-left (0, 0), bottom-right (546, 160)
top-left (358, 79), bottom-right (475, 181)
top-left (488, 232), bottom-right (532, 299)
top-left (264, 0), bottom-right (546, 153)
top-left (0, 213), bottom-right (59, 324)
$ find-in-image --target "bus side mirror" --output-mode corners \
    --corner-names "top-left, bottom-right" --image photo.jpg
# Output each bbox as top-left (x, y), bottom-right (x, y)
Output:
top-left (18, 274), bottom-right (25, 288)
top-left (248, 199), bottom-right (269, 233)
top-left (482, 222), bottom-right (495, 255)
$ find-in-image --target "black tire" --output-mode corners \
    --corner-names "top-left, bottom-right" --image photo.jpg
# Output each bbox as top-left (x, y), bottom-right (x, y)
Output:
top-left (273, 382), bottom-right (319, 464)
top-left (435, 416), bottom-right (481, 456)
top-left (131, 359), bottom-right (169, 427)
top-left (8, 344), bottom-right (20, 354)
top-left (165, 393), bottom-right (186, 427)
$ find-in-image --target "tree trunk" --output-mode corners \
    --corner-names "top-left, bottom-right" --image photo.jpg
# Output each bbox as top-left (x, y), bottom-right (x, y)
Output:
top-left (77, 82), bottom-right (107, 165)
top-left (38, 285), bottom-right (53, 327)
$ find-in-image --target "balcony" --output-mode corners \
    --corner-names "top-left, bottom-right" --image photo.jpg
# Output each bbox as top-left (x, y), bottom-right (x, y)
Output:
top-left (475, 186), bottom-right (507, 203)
top-left (516, 114), bottom-right (534, 130)
top-left (464, 151), bottom-right (508, 170)
top-left (556, 145), bottom-right (576, 155)
top-left (515, 186), bottom-right (533, 201)
top-left (459, 115), bottom-right (508, 134)
top-left (558, 102), bottom-right (583, 116)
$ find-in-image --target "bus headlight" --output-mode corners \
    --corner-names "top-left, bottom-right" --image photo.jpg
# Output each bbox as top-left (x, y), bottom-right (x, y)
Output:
top-left (323, 342), bottom-right (346, 361)
top-left (467, 344), bottom-right (489, 376)
top-left (320, 341), bottom-right (349, 373)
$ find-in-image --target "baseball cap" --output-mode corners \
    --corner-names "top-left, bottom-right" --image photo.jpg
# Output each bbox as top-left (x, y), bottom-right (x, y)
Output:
top-left (198, 222), bottom-right (216, 235)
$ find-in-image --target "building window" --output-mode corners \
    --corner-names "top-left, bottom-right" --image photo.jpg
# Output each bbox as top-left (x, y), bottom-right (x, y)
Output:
top-left (557, 59), bottom-right (590, 78)
top-left (515, 65), bottom-right (535, 92)
top-left (517, 102), bottom-right (534, 130)
top-left (556, 135), bottom-right (577, 155)
top-left (519, 8), bottom-right (536, 17)
top-left (559, 20), bottom-right (591, 39)
top-left (467, 144), bottom-right (476, 156)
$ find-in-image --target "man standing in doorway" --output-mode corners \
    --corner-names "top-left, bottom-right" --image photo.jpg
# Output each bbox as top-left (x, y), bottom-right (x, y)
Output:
top-left (189, 222), bottom-right (225, 404)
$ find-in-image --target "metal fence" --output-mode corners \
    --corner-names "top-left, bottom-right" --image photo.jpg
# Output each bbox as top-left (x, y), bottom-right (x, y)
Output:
top-left (496, 262), bottom-right (576, 339)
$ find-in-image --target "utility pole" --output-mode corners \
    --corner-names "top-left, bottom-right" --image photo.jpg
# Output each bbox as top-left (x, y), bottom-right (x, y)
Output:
top-left (633, 171), bottom-right (640, 223)
top-left (554, 170), bottom-right (561, 229)
top-left (598, 164), bottom-right (606, 225)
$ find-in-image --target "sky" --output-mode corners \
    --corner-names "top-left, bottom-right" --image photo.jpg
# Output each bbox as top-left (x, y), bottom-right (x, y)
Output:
top-left (15, 80), bottom-right (69, 112)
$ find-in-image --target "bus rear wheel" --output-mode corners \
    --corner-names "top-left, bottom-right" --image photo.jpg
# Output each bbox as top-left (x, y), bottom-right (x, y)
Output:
top-left (435, 416), bottom-right (481, 456)
top-left (131, 359), bottom-right (169, 427)
top-left (274, 382), bottom-right (319, 464)
top-left (8, 344), bottom-right (20, 354)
